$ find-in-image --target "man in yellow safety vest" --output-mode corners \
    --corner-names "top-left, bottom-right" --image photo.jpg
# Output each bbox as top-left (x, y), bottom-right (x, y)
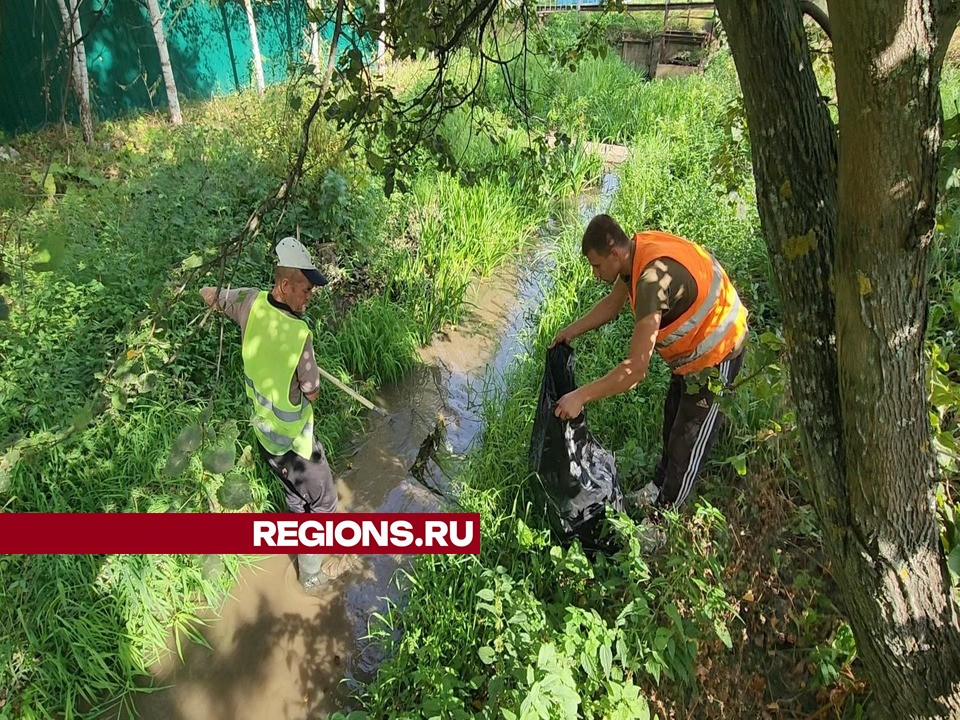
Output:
top-left (201, 236), bottom-right (335, 590)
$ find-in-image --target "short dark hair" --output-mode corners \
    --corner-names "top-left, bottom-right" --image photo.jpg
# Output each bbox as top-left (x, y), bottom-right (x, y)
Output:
top-left (581, 214), bottom-right (629, 256)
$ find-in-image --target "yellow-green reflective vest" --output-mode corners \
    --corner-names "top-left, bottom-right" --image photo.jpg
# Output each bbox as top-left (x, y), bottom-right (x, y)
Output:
top-left (241, 292), bottom-right (314, 459)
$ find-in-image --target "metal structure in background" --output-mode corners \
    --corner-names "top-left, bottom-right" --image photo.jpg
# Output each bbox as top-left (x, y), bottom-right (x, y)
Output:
top-left (536, 1), bottom-right (715, 12)
top-left (534, 0), bottom-right (717, 78)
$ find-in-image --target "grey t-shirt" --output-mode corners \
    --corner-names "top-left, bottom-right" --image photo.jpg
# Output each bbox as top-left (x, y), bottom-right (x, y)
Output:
top-left (216, 288), bottom-right (320, 406)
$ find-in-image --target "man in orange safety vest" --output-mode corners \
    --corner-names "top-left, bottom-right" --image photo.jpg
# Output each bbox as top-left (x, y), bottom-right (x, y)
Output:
top-left (551, 214), bottom-right (748, 514)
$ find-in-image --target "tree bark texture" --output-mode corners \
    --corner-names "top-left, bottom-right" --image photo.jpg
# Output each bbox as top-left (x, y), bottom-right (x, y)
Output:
top-left (242, 0), bottom-right (266, 96)
top-left (831, 1), bottom-right (960, 715)
top-left (715, 0), bottom-right (960, 716)
top-left (714, 0), bottom-right (846, 538)
top-left (145, 0), bottom-right (183, 125)
top-left (56, 0), bottom-right (94, 142)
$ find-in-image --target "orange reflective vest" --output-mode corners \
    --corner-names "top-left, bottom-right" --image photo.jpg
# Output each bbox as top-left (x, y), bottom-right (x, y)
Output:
top-left (627, 232), bottom-right (748, 375)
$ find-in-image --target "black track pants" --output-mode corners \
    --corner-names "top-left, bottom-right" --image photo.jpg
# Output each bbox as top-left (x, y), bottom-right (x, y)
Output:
top-left (652, 347), bottom-right (745, 508)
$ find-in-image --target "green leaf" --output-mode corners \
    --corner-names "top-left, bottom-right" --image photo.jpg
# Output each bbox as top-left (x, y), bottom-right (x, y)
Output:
top-left (476, 588), bottom-right (495, 602)
top-left (218, 419), bottom-right (240, 445)
top-left (289, 94), bottom-right (303, 111)
top-left (217, 473), bottom-right (253, 510)
top-left (137, 372), bottom-right (159, 394)
top-left (515, 517), bottom-right (536, 547)
top-left (33, 226), bottom-right (68, 270)
top-left (948, 545), bottom-right (960, 577)
top-left (0, 448), bottom-right (22, 492)
top-left (110, 388), bottom-right (127, 411)
top-left (383, 166), bottom-right (396, 196)
top-left (477, 646), bottom-right (496, 665)
top-left (366, 150), bottom-right (385, 171)
top-left (43, 172), bottom-right (56, 198)
top-left (202, 444), bottom-right (236, 475)
top-left (599, 643), bottom-right (613, 679)
top-left (181, 253), bottom-right (204, 271)
top-left (174, 425), bottom-right (203, 454)
top-left (714, 620), bottom-right (732, 649)
top-left (164, 450), bottom-right (192, 478)
top-left (70, 404), bottom-right (95, 431)
top-left (728, 453), bottom-right (747, 476)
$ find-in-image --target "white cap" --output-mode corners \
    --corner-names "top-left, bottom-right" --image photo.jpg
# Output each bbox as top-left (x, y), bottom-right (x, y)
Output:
top-left (275, 236), bottom-right (327, 286)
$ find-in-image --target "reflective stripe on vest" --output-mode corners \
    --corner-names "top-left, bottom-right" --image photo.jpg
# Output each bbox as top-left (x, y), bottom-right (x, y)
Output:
top-left (241, 292), bottom-right (315, 459)
top-left (670, 294), bottom-right (744, 369)
top-left (628, 232), bottom-right (747, 375)
top-left (244, 375), bottom-right (306, 423)
top-left (655, 259), bottom-right (723, 352)
top-left (253, 418), bottom-right (314, 451)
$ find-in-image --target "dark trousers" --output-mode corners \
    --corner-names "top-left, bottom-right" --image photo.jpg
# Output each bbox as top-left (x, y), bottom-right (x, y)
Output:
top-left (653, 347), bottom-right (745, 508)
top-left (258, 439), bottom-right (338, 514)
top-left (258, 439), bottom-right (338, 580)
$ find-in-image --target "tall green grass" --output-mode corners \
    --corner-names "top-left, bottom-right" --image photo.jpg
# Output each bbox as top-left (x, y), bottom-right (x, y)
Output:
top-left (389, 172), bottom-right (540, 343)
top-left (480, 28), bottom-right (741, 146)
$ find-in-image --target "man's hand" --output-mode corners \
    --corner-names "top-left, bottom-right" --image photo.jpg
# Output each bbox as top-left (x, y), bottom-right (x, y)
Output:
top-left (550, 324), bottom-right (577, 349)
top-left (200, 286), bottom-right (218, 308)
top-left (554, 389), bottom-right (585, 420)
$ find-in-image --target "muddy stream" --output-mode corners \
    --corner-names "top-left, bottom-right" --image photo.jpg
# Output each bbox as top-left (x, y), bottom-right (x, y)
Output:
top-left (110, 171), bottom-right (620, 720)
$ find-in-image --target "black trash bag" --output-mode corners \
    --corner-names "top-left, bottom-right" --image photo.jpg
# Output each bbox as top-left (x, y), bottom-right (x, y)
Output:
top-left (528, 343), bottom-right (623, 551)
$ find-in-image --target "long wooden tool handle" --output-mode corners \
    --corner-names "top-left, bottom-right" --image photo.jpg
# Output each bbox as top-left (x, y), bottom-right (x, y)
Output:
top-left (317, 366), bottom-right (388, 416)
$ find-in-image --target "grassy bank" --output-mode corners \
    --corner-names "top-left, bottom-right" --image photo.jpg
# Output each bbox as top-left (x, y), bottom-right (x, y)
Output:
top-left (332, 52), bottom-right (773, 720)
top-left (335, 32), bottom-right (960, 720)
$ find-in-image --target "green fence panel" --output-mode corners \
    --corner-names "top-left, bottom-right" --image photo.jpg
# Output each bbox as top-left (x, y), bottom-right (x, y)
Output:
top-left (0, 0), bottom-right (348, 135)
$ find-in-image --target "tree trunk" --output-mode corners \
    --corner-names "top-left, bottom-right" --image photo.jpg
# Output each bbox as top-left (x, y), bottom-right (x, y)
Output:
top-left (145, 0), bottom-right (183, 125)
top-left (320, 0), bottom-right (345, 99)
top-left (712, 0), bottom-right (846, 541)
top-left (55, 0), bottom-right (94, 143)
top-left (377, 0), bottom-right (386, 74)
top-left (830, 1), bottom-right (960, 716)
top-left (242, 0), bottom-right (266, 97)
top-left (714, 0), bottom-right (960, 716)
top-left (306, 0), bottom-right (321, 72)
top-left (309, 23), bottom-right (320, 70)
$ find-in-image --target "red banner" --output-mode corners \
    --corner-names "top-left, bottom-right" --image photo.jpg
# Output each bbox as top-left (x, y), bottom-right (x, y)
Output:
top-left (0, 513), bottom-right (481, 554)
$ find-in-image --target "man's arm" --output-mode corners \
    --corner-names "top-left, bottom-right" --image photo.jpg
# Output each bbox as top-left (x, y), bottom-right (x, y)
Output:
top-left (298, 339), bottom-right (322, 404)
top-left (199, 286), bottom-right (252, 326)
top-left (550, 278), bottom-right (629, 347)
top-left (554, 311), bottom-right (660, 419)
